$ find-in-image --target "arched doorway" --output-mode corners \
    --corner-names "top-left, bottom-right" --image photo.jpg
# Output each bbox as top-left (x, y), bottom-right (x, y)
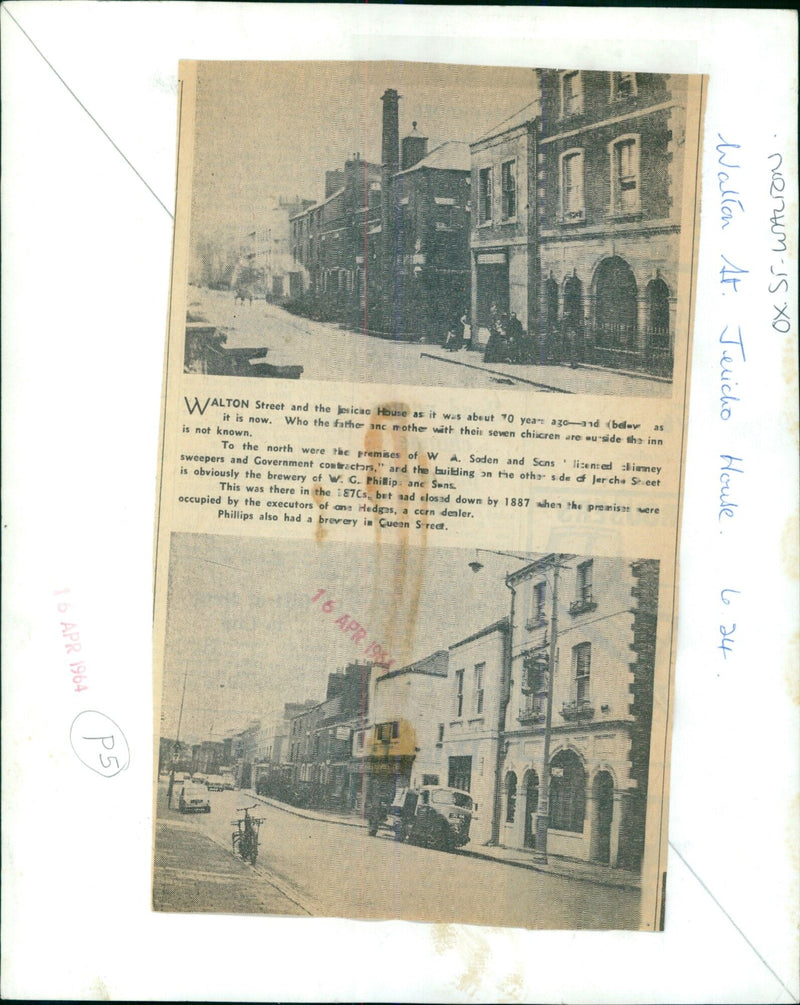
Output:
top-left (646, 277), bottom-right (670, 348)
top-left (544, 278), bottom-right (558, 333)
top-left (591, 771), bottom-right (615, 864)
top-left (523, 770), bottom-right (539, 848)
top-left (594, 256), bottom-right (637, 349)
top-left (549, 749), bottom-right (586, 834)
top-left (504, 771), bottom-right (518, 825)
top-left (563, 275), bottom-right (583, 330)
top-left (563, 275), bottom-right (584, 364)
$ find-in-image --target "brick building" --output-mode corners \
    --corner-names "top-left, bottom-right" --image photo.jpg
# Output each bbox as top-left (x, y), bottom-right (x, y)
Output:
top-left (289, 90), bottom-right (471, 342)
top-left (367, 93), bottom-right (471, 340)
top-left (287, 663), bottom-right (372, 810)
top-left (536, 70), bottom-right (687, 376)
top-left (290, 156), bottom-right (382, 325)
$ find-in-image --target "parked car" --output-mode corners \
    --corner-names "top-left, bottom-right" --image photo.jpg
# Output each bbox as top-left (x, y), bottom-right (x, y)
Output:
top-left (205, 774), bottom-right (226, 791)
top-left (178, 785), bottom-right (211, 814)
top-left (368, 786), bottom-right (474, 851)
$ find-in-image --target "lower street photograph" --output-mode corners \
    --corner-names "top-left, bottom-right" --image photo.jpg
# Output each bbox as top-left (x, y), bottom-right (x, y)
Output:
top-left (154, 533), bottom-right (661, 930)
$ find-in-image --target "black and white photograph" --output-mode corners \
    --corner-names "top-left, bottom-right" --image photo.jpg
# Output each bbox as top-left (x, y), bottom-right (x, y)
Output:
top-left (184, 62), bottom-right (699, 396)
top-left (155, 533), bottom-right (664, 930)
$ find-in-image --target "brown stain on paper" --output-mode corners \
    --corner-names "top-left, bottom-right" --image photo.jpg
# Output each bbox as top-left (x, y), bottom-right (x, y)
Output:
top-left (311, 482), bottom-right (327, 543)
top-left (361, 401), bottom-right (429, 666)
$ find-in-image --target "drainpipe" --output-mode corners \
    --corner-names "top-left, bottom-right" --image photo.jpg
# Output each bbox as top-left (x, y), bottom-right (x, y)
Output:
top-left (534, 555), bottom-right (561, 863)
top-left (490, 577), bottom-right (515, 845)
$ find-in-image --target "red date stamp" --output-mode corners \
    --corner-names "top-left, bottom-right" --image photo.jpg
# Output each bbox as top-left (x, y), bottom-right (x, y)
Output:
top-left (311, 588), bottom-right (395, 668)
top-left (55, 588), bottom-right (88, 692)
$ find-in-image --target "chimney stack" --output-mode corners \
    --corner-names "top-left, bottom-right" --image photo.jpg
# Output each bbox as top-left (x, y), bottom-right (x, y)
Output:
top-left (380, 89), bottom-right (400, 276)
top-left (381, 89), bottom-right (400, 176)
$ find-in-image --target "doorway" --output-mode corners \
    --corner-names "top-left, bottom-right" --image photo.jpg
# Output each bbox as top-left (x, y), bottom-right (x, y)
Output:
top-left (523, 770), bottom-right (539, 849)
top-left (591, 771), bottom-right (614, 864)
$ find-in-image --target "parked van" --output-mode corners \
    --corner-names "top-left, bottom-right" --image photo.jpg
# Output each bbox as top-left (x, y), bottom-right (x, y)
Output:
top-left (368, 786), bottom-right (474, 851)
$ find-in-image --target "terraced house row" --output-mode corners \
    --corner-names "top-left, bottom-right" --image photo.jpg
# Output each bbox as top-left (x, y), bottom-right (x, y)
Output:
top-left (286, 70), bottom-right (688, 379)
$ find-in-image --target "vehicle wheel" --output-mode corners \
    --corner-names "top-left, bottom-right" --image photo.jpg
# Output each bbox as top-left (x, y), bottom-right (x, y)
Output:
top-left (434, 820), bottom-right (453, 852)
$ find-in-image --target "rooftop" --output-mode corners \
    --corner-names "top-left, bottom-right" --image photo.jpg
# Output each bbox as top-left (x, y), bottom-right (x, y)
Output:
top-left (395, 140), bottom-right (470, 175)
top-left (471, 100), bottom-right (540, 147)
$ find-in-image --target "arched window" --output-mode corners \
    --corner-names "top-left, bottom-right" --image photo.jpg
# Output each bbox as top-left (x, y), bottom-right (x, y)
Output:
top-left (505, 771), bottom-right (518, 823)
top-left (549, 749), bottom-right (586, 833)
top-left (646, 278), bottom-right (670, 348)
top-left (594, 256), bottom-right (637, 348)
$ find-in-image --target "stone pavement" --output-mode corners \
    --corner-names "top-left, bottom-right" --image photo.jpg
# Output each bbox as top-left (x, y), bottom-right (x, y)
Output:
top-left (244, 790), bottom-right (640, 891)
top-left (153, 810), bottom-right (310, 916)
top-left (420, 347), bottom-right (671, 398)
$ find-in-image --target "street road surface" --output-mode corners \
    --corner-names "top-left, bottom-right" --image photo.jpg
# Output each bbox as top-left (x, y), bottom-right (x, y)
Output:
top-left (187, 287), bottom-right (535, 389)
top-left (154, 783), bottom-right (639, 929)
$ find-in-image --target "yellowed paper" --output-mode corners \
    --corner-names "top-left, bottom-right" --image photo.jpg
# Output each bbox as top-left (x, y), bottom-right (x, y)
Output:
top-left (153, 61), bottom-right (705, 930)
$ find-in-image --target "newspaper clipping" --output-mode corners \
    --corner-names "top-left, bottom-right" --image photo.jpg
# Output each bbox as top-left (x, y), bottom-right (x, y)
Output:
top-left (153, 61), bottom-right (705, 931)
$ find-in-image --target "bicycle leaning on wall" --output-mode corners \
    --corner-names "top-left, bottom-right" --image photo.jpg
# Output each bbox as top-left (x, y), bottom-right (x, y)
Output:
top-left (231, 805), bottom-right (265, 865)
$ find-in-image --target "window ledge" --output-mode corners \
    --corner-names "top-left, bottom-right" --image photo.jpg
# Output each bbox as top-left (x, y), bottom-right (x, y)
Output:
top-left (499, 216), bottom-right (518, 225)
top-left (606, 209), bottom-right (643, 222)
top-left (477, 220), bottom-right (494, 229)
top-left (560, 700), bottom-right (595, 722)
top-left (569, 599), bottom-right (597, 616)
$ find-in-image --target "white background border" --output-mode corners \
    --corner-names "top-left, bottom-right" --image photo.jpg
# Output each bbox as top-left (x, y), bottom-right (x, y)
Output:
top-left (2, 4), bottom-right (797, 1001)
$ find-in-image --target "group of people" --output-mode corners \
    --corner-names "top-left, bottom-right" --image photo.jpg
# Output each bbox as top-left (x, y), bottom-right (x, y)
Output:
top-left (442, 303), bottom-right (581, 368)
top-left (483, 303), bottom-right (527, 365)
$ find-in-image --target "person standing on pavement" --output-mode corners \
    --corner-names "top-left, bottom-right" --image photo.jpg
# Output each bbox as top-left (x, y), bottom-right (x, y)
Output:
top-left (460, 310), bottom-right (472, 351)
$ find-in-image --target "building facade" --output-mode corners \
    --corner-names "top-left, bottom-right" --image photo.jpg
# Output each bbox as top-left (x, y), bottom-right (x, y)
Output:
top-left (289, 90), bottom-right (471, 342)
top-left (500, 554), bottom-right (658, 869)
top-left (537, 69), bottom-right (686, 376)
top-left (286, 663), bottom-right (372, 810)
top-left (352, 650), bottom-right (449, 807)
top-left (469, 115), bottom-right (539, 350)
top-left (440, 618), bottom-right (509, 845)
top-left (290, 155), bottom-right (382, 325)
top-left (190, 740), bottom-right (227, 776)
top-left (367, 95), bottom-right (472, 340)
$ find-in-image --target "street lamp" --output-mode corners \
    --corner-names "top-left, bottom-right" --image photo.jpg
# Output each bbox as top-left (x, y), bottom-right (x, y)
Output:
top-left (167, 663), bottom-right (189, 809)
top-left (468, 549), bottom-right (568, 863)
top-left (467, 548), bottom-right (534, 575)
top-left (468, 548), bottom-right (534, 846)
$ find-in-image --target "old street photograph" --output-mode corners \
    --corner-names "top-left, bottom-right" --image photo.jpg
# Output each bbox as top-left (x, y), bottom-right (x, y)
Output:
top-left (155, 534), bottom-right (661, 929)
top-left (184, 62), bottom-right (694, 397)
